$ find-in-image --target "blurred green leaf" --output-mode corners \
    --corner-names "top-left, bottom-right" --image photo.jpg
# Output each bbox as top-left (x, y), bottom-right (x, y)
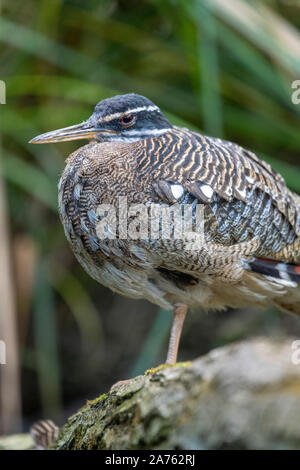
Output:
top-left (2, 150), bottom-right (57, 210)
top-left (32, 260), bottom-right (62, 420)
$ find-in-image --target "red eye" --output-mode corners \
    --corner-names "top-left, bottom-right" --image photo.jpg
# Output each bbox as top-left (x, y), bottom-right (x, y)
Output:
top-left (120, 114), bottom-right (134, 126)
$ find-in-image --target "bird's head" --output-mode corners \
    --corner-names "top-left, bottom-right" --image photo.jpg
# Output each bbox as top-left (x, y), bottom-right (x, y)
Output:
top-left (29, 94), bottom-right (172, 145)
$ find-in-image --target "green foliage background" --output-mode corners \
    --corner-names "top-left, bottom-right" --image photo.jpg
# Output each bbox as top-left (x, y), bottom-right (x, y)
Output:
top-left (1, 0), bottom-right (300, 431)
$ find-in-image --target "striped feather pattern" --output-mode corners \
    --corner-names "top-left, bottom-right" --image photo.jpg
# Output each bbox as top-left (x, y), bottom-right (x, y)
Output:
top-left (136, 128), bottom-right (300, 236)
top-left (30, 419), bottom-right (59, 450)
top-left (58, 125), bottom-right (300, 314)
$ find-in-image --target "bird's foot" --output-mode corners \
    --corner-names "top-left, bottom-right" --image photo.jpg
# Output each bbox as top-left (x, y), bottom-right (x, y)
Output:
top-left (110, 378), bottom-right (133, 390)
top-left (110, 375), bottom-right (144, 391)
top-left (110, 362), bottom-right (191, 390)
top-left (145, 361), bottom-right (191, 375)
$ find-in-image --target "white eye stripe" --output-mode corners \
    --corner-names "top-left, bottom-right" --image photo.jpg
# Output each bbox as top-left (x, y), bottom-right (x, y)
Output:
top-left (98, 105), bottom-right (160, 123)
top-left (96, 134), bottom-right (154, 142)
top-left (122, 128), bottom-right (171, 136)
top-left (96, 128), bottom-right (171, 141)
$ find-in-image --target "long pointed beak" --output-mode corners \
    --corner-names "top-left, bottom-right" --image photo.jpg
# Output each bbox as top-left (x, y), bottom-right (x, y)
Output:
top-left (29, 121), bottom-right (108, 144)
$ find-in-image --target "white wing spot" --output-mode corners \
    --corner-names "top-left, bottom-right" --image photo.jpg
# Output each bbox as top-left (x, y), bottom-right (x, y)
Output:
top-left (246, 175), bottom-right (255, 185)
top-left (200, 184), bottom-right (214, 200)
top-left (235, 187), bottom-right (247, 199)
top-left (74, 183), bottom-right (82, 200)
top-left (171, 184), bottom-right (184, 199)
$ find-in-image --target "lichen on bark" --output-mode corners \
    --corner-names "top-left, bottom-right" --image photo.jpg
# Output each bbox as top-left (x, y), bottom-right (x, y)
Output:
top-left (53, 337), bottom-right (300, 450)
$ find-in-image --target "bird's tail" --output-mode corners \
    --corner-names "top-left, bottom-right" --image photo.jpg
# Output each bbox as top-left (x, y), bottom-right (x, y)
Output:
top-left (274, 291), bottom-right (300, 315)
top-left (247, 257), bottom-right (300, 315)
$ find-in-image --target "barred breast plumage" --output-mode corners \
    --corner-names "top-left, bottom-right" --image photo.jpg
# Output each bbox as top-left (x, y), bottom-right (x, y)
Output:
top-left (30, 93), bottom-right (300, 365)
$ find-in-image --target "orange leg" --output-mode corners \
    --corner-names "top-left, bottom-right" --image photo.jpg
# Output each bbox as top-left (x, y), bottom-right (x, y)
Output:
top-left (166, 304), bottom-right (188, 364)
top-left (111, 304), bottom-right (188, 389)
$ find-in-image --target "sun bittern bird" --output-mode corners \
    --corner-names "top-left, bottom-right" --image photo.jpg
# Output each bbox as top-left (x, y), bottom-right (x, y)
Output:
top-left (30, 93), bottom-right (300, 365)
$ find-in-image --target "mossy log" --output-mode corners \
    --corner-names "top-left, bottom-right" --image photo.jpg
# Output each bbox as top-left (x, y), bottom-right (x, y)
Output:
top-left (53, 337), bottom-right (300, 450)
